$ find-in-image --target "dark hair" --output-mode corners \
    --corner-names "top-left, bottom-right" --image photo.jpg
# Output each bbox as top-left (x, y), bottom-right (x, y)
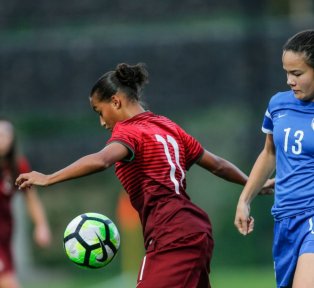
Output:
top-left (0, 117), bottom-right (18, 180)
top-left (90, 63), bottom-right (149, 102)
top-left (283, 29), bottom-right (314, 68)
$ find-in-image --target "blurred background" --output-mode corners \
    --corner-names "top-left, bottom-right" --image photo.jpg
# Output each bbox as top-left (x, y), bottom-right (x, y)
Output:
top-left (0, 0), bottom-right (313, 287)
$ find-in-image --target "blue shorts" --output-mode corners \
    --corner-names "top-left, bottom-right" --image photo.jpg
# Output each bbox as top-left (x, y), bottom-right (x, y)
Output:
top-left (273, 209), bottom-right (314, 288)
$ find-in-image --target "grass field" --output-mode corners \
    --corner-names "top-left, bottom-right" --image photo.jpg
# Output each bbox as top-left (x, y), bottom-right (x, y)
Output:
top-left (23, 266), bottom-right (276, 288)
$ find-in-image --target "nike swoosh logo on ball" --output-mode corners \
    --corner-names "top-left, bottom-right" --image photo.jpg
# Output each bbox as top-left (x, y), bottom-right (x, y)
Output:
top-left (95, 233), bottom-right (107, 262)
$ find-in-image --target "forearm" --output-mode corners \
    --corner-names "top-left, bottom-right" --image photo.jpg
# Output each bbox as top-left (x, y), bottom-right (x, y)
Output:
top-left (16, 143), bottom-right (129, 189)
top-left (47, 153), bottom-right (109, 186)
top-left (239, 149), bottom-right (275, 204)
top-left (197, 150), bottom-right (248, 185)
top-left (211, 158), bottom-right (248, 185)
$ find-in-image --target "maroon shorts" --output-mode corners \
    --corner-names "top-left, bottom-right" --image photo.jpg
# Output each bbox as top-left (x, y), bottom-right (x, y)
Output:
top-left (0, 243), bottom-right (14, 275)
top-left (137, 232), bottom-right (213, 288)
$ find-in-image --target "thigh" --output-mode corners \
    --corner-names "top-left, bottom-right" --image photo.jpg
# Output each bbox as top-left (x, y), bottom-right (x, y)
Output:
top-left (137, 233), bottom-right (213, 288)
top-left (293, 253), bottom-right (314, 288)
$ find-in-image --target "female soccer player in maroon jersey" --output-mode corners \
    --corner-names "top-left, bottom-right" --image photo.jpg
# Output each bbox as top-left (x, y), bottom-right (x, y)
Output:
top-left (16, 63), bottom-right (272, 288)
top-left (0, 118), bottom-right (51, 288)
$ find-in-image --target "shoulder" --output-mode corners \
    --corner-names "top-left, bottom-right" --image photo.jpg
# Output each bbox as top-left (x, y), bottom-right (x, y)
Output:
top-left (268, 90), bottom-right (294, 111)
top-left (269, 90), bottom-right (293, 104)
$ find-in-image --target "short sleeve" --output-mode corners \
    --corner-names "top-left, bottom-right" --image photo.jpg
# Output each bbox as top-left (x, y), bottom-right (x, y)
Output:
top-left (261, 108), bottom-right (273, 134)
top-left (106, 123), bottom-right (139, 161)
top-left (177, 126), bottom-right (204, 170)
top-left (18, 156), bottom-right (31, 174)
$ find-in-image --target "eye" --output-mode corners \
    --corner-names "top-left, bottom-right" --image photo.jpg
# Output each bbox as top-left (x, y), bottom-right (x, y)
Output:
top-left (93, 109), bottom-right (101, 116)
top-left (292, 71), bottom-right (302, 77)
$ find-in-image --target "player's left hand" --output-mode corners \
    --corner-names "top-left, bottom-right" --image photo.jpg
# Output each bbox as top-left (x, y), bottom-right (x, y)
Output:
top-left (15, 171), bottom-right (49, 189)
top-left (234, 201), bottom-right (254, 235)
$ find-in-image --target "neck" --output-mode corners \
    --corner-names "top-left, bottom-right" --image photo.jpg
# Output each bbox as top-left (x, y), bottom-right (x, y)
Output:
top-left (121, 103), bottom-right (146, 120)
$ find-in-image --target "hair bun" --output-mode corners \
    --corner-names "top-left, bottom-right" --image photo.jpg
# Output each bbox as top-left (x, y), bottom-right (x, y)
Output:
top-left (115, 63), bottom-right (148, 88)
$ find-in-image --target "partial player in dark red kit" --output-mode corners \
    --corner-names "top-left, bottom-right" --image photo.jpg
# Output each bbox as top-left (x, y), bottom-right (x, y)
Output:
top-left (16, 63), bottom-right (273, 288)
top-left (0, 118), bottom-right (51, 288)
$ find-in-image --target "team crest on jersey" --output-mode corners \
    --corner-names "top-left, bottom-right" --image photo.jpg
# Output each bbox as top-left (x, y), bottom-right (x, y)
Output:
top-left (312, 118), bottom-right (314, 131)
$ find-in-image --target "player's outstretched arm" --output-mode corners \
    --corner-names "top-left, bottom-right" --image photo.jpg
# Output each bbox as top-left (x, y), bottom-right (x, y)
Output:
top-left (16, 142), bottom-right (129, 189)
top-left (234, 134), bottom-right (276, 235)
top-left (197, 150), bottom-right (248, 185)
top-left (197, 147), bottom-right (275, 194)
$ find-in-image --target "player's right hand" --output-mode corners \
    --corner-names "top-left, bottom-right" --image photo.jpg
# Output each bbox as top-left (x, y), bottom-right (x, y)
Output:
top-left (259, 178), bottom-right (275, 195)
top-left (234, 201), bottom-right (254, 236)
top-left (15, 171), bottom-right (49, 189)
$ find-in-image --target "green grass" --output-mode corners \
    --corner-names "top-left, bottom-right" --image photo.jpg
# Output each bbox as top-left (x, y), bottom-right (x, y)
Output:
top-left (211, 266), bottom-right (276, 288)
top-left (23, 266), bottom-right (275, 288)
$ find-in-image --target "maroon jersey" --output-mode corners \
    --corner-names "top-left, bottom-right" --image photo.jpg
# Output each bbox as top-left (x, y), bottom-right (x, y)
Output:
top-left (0, 157), bottom-right (30, 244)
top-left (107, 112), bottom-right (212, 249)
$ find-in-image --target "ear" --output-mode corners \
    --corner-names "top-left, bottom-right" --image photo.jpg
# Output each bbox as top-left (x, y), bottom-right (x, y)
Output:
top-left (111, 94), bottom-right (122, 109)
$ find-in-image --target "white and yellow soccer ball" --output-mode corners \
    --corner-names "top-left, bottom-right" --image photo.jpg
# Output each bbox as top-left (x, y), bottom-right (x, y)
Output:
top-left (63, 212), bottom-right (120, 269)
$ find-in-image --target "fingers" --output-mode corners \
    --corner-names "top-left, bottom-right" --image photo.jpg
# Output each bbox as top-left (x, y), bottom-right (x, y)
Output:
top-left (257, 178), bottom-right (275, 196)
top-left (18, 181), bottom-right (32, 190)
top-left (15, 173), bottom-right (32, 189)
top-left (16, 171), bottom-right (48, 188)
top-left (235, 217), bottom-right (248, 235)
top-left (247, 216), bottom-right (254, 234)
top-left (267, 178), bottom-right (275, 188)
top-left (258, 188), bottom-right (274, 195)
top-left (234, 215), bottom-right (254, 236)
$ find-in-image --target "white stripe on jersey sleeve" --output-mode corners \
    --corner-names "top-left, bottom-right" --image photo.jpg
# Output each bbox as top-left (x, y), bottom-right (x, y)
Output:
top-left (265, 109), bottom-right (272, 119)
top-left (261, 127), bottom-right (273, 134)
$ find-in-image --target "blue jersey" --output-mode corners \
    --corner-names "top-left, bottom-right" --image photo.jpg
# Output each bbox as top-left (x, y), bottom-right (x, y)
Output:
top-left (262, 90), bottom-right (314, 219)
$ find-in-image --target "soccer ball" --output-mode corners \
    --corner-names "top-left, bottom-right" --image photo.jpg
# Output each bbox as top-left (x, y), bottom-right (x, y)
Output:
top-left (63, 212), bottom-right (120, 269)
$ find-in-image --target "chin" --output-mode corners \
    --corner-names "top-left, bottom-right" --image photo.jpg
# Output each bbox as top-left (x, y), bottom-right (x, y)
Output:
top-left (298, 94), bottom-right (314, 102)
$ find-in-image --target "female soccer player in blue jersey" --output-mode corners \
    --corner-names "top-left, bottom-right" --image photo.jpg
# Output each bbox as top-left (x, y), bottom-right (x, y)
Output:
top-left (235, 29), bottom-right (314, 288)
top-left (16, 63), bottom-right (272, 288)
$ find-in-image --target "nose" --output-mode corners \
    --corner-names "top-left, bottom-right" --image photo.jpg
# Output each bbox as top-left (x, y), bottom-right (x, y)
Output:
top-left (287, 75), bottom-right (296, 87)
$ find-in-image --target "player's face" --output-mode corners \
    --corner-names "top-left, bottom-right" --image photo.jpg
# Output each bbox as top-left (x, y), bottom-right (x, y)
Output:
top-left (89, 94), bottom-right (119, 131)
top-left (282, 50), bottom-right (314, 102)
top-left (0, 121), bottom-right (14, 156)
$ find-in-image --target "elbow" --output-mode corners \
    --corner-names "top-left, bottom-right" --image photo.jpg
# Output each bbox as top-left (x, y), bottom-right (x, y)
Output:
top-left (209, 158), bottom-right (225, 176)
top-left (99, 158), bottom-right (115, 170)
top-left (214, 156), bottom-right (227, 172)
top-left (102, 162), bottom-right (112, 170)
top-left (90, 154), bottom-right (114, 171)
top-left (210, 158), bottom-right (233, 178)
top-left (211, 165), bottom-right (224, 177)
